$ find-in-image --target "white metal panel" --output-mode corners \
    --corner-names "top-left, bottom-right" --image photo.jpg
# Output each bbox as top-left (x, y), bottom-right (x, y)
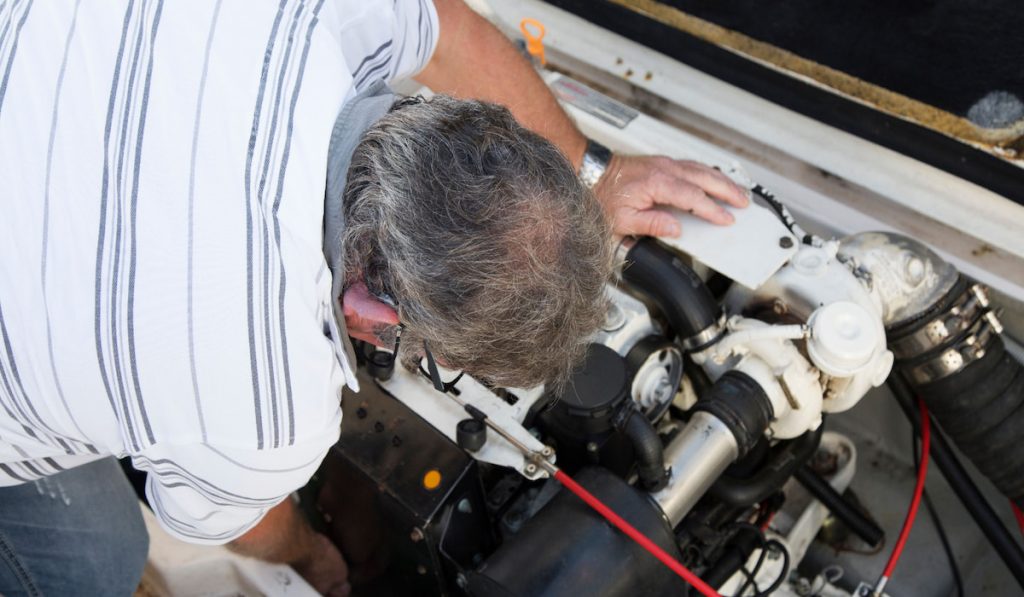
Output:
top-left (476, 0), bottom-right (1024, 278)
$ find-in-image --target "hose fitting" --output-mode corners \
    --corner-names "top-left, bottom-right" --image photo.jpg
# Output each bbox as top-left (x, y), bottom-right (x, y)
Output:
top-left (652, 371), bottom-right (773, 524)
top-left (840, 231), bottom-right (1024, 506)
top-left (620, 237), bottom-right (725, 351)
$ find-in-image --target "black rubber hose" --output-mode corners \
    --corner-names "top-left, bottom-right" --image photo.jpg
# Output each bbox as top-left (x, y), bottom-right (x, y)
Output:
top-left (618, 408), bottom-right (669, 491)
top-left (888, 275), bottom-right (1024, 505)
top-left (909, 336), bottom-right (1024, 504)
top-left (890, 376), bottom-right (1024, 590)
top-left (794, 465), bottom-right (885, 547)
top-left (621, 238), bottom-right (720, 347)
top-left (709, 426), bottom-right (821, 507)
top-left (702, 525), bottom-right (762, 589)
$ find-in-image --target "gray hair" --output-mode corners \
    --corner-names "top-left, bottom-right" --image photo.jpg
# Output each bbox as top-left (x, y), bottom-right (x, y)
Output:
top-left (342, 95), bottom-right (612, 389)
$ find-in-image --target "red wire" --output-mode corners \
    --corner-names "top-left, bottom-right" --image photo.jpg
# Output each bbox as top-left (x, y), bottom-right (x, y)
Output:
top-left (553, 469), bottom-right (722, 597)
top-left (1011, 501), bottom-right (1024, 539)
top-left (878, 397), bottom-right (931, 586)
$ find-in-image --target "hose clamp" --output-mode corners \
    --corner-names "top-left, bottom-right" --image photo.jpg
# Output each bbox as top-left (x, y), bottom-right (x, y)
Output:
top-left (680, 312), bottom-right (728, 352)
top-left (888, 284), bottom-right (991, 359)
top-left (903, 312), bottom-right (1002, 384)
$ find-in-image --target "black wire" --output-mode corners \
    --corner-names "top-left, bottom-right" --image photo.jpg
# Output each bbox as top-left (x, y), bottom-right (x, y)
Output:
top-left (727, 520), bottom-right (767, 596)
top-left (736, 545), bottom-right (768, 596)
top-left (750, 185), bottom-right (810, 244)
top-left (914, 429), bottom-right (966, 597)
top-left (734, 534), bottom-right (792, 597)
top-left (750, 540), bottom-right (790, 597)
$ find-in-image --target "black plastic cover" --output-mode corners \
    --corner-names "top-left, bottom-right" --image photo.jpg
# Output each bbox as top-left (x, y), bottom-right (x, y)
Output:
top-left (468, 467), bottom-right (688, 597)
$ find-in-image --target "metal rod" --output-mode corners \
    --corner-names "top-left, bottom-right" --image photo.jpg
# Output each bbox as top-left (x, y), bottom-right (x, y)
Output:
top-left (439, 388), bottom-right (557, 474)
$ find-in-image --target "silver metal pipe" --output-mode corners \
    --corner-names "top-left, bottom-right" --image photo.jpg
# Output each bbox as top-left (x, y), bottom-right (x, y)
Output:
top-left (651, 411), bottom-right (739, 526)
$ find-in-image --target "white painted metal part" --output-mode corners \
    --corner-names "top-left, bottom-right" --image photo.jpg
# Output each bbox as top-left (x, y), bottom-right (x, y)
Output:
top-left (726, 241), bottom-right (895, 414)
top-left (544, 74), bottom-right (798, 290)
top-left (377, 363), bottom-right (552, 480)
top-left (477, 0), bottom-right (1024, 304)
top-left (695, 316), bottom-right (823, 440)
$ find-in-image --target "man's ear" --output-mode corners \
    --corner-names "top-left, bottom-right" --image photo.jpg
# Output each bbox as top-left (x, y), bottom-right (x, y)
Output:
top-left (341, 280), bottom-right (400, 346)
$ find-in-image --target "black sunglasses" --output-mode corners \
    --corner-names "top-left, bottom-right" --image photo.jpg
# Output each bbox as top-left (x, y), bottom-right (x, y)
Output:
top-left (421, 340), bottom-right (464, 394)
top-left (385, 319), bottom-right (463, 395)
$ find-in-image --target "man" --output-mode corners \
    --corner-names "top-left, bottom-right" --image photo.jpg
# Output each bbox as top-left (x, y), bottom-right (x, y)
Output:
top-left (0, 1), bottom-right (747, 595)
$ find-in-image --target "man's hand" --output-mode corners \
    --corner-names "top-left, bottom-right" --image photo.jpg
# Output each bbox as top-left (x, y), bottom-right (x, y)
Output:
top-left (419, 1), bottom-right (750, 240)
top-left (230, 499), bottom-right (350, 596)
top-left (593, 155), bottom-right (750, 239)
top-left (291, 533), bottom-right (351, 597)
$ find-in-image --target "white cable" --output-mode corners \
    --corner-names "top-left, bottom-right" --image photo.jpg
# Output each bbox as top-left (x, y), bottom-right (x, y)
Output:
top-left (710, 324), bottom-right (809, 361)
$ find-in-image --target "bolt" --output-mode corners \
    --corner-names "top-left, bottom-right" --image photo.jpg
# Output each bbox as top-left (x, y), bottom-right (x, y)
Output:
top-left (356, 407), bottom-right (368, 419)
top-left (410, 527), bottom-right (424, 542)
top-left (525, 463), bottom-right (537, 475)
top-left (586, 441), bottom-right (599, 453)
top-left (457, 498), bottom-right (473, 514)
top-left (391, 435), bottom-right (402, 447)
top-left (417, 565), bottom-right (428, 575)
top-left (541, 446), bottom-right (554, 457)
top-left (779, 236), bottom-right (794, 249)
top-left (373, 421), bottom-right (385, 433)
top-left (456, 573), bottom-right (468, 589)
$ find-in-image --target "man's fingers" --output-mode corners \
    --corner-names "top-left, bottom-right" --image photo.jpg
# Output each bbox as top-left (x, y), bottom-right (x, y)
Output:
top-left (650, 171), bottom-right (734, 225)
top-left (617, 208), bottom-right (681, 238)
top-left (671, 161), bottom-right (749, 209)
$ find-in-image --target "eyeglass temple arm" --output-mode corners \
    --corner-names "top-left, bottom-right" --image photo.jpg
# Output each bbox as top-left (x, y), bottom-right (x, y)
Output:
top-left (423, 340), bottom-right (447, 393)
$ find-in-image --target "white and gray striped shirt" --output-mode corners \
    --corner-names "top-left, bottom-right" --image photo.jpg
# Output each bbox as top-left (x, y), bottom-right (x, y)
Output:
top-left (0, 0), bottom-right (437, 544)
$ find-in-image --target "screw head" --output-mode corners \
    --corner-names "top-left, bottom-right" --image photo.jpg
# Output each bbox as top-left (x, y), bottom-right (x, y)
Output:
top-left (410, 527), bottom-right (425, 542)
top-left (780, 236), bottom-right (795, 249)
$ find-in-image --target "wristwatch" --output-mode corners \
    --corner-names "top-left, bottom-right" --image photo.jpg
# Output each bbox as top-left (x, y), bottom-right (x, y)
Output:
top-left (578, 138), bottom-right (612, 189)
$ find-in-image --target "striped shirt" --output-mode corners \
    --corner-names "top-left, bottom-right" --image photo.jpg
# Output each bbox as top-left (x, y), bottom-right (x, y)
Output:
top-left (0, 0), bottom-right (437, 544)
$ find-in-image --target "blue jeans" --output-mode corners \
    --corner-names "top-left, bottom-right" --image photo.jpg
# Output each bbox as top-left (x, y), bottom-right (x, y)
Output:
top-left (0, 457), bottom-right (149, 596)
